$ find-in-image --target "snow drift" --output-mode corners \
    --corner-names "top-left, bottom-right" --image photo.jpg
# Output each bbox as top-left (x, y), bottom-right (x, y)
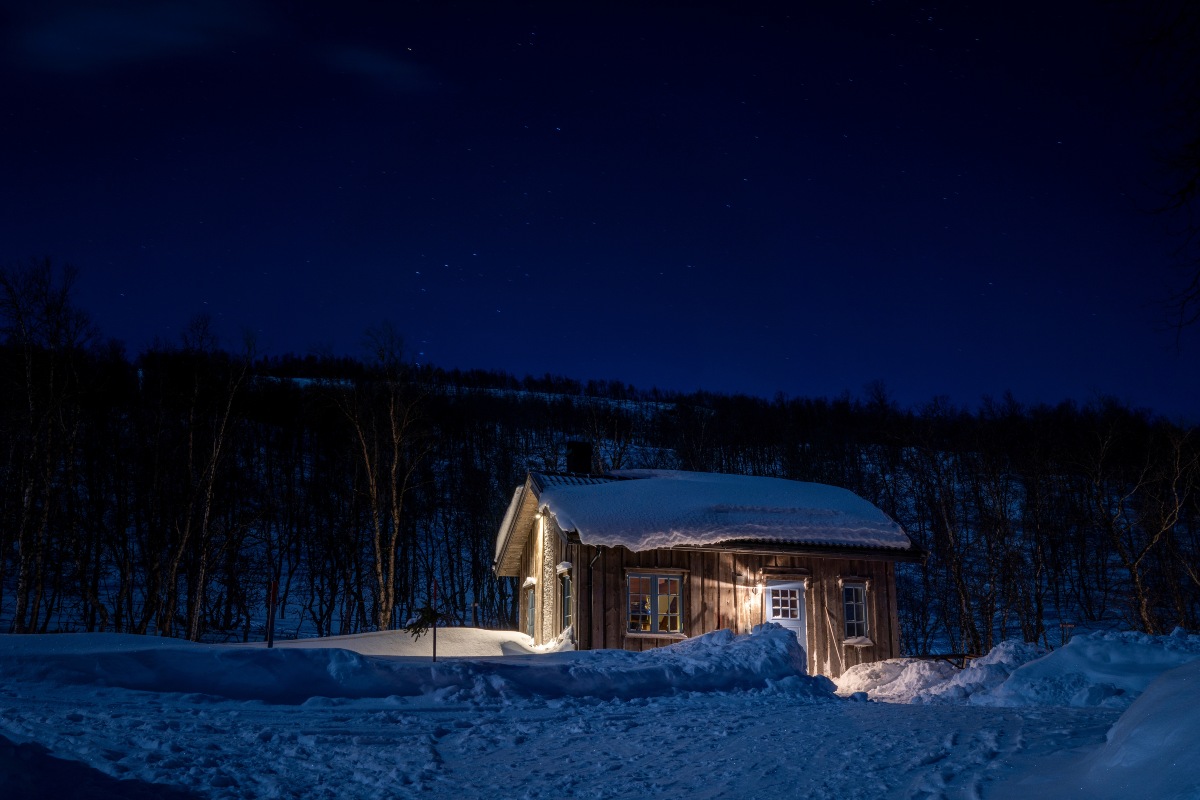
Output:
top-left (993, 658), bottom-right (1200, 800)
top-left (973, 627), bottom-right (1200, 709)
top-left (838, 628), bottom-right (1200, 709)
top-left (0, 623), bottom-right (831, 705)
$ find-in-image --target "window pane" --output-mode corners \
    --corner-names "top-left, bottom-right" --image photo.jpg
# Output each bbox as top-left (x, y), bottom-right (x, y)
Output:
top-left (629, 573), bottom-right (683, 634)
top-left (629, 577), bottom-right (650, 632)
top-left (561, 574), bottom-right (572, 630)
top-left (843, 584), bottom-right (867, 638)
top-left (770, 589), bottom-right (801, 620)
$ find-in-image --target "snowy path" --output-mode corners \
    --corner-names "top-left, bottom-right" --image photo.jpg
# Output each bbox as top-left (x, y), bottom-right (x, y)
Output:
top-left (0, 681), bottom-right (1117, 799)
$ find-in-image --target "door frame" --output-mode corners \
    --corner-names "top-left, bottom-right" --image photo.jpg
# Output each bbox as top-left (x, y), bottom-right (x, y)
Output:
top-left (764, 579), bottom-right (808, 661)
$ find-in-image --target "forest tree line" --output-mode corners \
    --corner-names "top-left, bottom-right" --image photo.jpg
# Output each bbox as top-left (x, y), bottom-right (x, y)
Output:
top-left (2, 260), bottom-right (1198, 652)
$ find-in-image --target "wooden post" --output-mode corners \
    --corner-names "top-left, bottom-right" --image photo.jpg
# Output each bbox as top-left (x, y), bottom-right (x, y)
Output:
top-left (266, 580), bottom-right (278, 648)
top-left (432, 578), bottom-right (438, 663)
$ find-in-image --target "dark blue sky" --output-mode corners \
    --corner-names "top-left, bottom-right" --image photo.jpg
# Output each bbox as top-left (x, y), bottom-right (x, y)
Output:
top-left (3, 1), bottom-right (1197, 418)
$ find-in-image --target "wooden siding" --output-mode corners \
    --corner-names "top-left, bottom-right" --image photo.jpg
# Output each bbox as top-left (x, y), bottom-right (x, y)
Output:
top-left (564, 545), bottom-right (901, 678)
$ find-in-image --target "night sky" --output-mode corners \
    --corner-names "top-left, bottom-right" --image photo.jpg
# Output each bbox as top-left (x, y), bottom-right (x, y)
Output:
top-left (3, 1), bottom-right (1197, 418)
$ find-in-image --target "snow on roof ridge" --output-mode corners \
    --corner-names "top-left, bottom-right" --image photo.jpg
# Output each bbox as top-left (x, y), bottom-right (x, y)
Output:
top-left (536, 468), bottom-right (912, 552)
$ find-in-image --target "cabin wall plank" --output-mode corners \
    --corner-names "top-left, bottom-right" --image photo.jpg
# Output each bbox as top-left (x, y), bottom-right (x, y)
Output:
top-left (604, 546), bottom-right (623, 649)
top-left (687, 552), bottom-right (704, 638)
top-left (823, 560), bottom-right (844, 677)
top-left (701, 551), bottom-right (716, 634)
top-left (885, 562), bottom-right (900, 656)
top-left (866, 558), bottom-right (886, 667)
top-left (718, 551), bottom-right (734, 631)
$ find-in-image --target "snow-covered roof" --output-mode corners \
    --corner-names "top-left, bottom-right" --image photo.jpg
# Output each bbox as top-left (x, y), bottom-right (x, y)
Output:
top-left (533, 469), bottom-right (913, 553)
top-left (494, 472), bottom-right (616, 575)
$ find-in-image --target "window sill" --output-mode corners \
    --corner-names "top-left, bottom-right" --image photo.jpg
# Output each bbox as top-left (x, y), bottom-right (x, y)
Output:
top-left (843, 636), bottom-right (874, 648)
top-left (625, 632), bottom-right (687, 641)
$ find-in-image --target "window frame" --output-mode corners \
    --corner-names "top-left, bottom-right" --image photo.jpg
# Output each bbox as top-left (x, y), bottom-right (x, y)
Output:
top-left (559, 571), bottom-right (572, 632)
top-left (625, 569), bottom-right (686, 637)
top-left (524, 584), bottom-right (536, 639)
top-left (768, 585), bottom-right (803, 621)
top-left (840, 579), bottom-right (870, 642)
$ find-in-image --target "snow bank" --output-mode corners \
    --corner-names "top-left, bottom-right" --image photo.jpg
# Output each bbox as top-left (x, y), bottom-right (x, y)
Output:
top-left (835, 657), bottom-right (959, 702)
top-left (837, 640), bottom-right (1046, 704)
top-left (972, 628), bottom-right (1200, 710)
top-left (0, 635), bottom-right (411, 704)
top-left (0, 624), bottom-right (832, 705)
top-left (913, 640), bottom-right (1048, 704)
top-left (994, 658), bottom-right (1200, 799)
top-left (262, 626), bottom-right (539, 657)
top-left (839, 628), bottom-right (1200, 710)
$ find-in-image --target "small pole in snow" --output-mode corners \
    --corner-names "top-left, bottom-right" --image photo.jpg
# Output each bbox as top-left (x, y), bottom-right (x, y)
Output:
top-left (432, 578), bottom-right (438, 663)
top-left (266, 579), bottom-right (278, 648)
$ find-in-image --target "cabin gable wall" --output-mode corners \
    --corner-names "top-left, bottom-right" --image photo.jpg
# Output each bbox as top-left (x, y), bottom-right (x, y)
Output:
top-left (516, 514), bottom-right (570, 646)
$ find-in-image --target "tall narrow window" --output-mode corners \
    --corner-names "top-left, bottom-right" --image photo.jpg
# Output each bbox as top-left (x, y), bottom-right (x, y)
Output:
top-left (560, 572), bottom-right (572, 631)
top-left (627, 572), bottom-right (682, 634)
top-left (843, 583), bottom-right (867, 639)
top-left (525, 586), bottom-right (536, 639)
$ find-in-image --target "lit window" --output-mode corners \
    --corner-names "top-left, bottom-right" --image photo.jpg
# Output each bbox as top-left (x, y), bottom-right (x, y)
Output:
top-left (627, 573), bottom-right (682, 634)
top-left (843, 583), bottom-right (867, 639)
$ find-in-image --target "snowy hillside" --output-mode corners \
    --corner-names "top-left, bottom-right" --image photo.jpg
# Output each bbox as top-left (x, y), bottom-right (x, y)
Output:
top-left (1, 625), bottom-right (1197, 799)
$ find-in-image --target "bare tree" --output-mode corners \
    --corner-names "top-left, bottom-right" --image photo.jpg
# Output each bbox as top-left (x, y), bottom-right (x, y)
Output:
top-left (338, 324), bottom-right (428, 631)
top-left (0, 259), bottom-right (96, 632)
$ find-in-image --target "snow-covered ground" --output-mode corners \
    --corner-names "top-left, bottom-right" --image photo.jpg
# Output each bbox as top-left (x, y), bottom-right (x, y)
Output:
top-left (1, 625), bottom-right (1197, 799)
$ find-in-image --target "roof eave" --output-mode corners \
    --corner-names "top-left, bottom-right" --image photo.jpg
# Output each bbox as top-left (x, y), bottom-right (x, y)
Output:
top-left (671, 540), bottom-right (925, 562)
top-left (494, 476), bottom-right (540, 576)
top-left (563, 537), bottom-right (924, 562)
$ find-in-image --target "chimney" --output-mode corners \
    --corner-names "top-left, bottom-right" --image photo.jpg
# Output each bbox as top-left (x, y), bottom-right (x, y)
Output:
top-left (565, 440), bottom-right (594, 475)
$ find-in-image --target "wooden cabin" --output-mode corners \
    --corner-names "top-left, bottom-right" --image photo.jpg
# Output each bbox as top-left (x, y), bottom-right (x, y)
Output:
top-left (493, 468), bottom-right (921, 679)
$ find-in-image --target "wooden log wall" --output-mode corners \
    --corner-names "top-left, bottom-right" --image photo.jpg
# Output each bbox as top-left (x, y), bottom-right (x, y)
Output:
top-left (555, 542), bottom-right (900, 678)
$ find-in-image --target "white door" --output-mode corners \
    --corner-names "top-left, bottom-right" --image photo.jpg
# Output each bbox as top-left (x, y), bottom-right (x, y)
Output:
top-left (766, 580), bottom-right (807, 660)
